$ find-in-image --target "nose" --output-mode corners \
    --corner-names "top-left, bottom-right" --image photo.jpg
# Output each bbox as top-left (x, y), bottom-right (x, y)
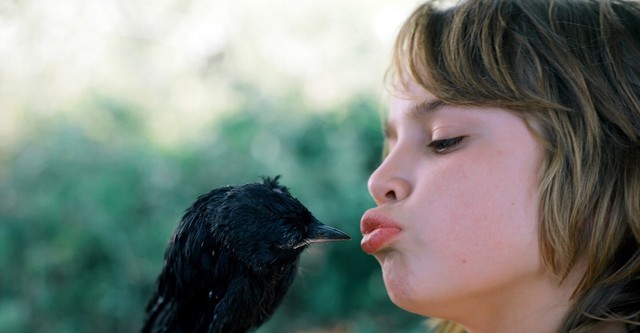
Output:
top-left (367, 151), bottom-right (412, 206)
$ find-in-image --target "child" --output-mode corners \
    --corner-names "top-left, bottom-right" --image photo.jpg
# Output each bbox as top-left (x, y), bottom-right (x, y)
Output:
top-left (360, 0), bottom-right (640, 332)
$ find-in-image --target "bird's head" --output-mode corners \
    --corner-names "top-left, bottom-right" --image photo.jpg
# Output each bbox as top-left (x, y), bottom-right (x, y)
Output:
top-left (212, 176), bottom-right (350, 272)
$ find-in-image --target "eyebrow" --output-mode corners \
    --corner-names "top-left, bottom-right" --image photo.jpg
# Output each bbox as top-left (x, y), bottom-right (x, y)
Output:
top-left (410, 99), bottom-right (447, 117)
top-left (383, 99), bottom-right (448, 140)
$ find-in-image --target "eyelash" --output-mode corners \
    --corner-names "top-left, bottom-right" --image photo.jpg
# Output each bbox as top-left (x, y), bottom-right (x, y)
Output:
top-left (427, 136), bottom-right (465, 154)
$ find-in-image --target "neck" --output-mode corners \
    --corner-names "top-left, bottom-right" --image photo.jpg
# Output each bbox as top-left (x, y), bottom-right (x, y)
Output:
top-left (447, 265), bottom-right (584, 333)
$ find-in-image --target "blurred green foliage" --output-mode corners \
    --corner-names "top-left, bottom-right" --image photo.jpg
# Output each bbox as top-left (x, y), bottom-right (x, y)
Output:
top-left (0, 88), bottom-right (427, 332)
top-left (0, 0), bottom-right (431, 331)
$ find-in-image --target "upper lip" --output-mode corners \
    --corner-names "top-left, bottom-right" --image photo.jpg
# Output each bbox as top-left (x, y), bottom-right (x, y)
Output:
top-left (360, 209), bottom-right (402, 235)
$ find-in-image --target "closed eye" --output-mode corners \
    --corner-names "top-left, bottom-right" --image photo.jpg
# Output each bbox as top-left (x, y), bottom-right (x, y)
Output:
top-left (428, 136), bottom-right (465, 154)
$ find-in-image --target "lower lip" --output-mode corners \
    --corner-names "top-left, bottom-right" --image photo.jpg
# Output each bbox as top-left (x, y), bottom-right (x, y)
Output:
top-left (361, 227), bottom-right (401, 254)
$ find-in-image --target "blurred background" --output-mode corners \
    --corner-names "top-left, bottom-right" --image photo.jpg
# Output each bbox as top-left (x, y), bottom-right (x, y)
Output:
top-left (0, 0), bottom-right (431, 332)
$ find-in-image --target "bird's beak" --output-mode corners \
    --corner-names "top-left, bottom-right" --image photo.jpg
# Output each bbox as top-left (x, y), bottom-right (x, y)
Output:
top-left (293, 218), bottom-right (351, 249)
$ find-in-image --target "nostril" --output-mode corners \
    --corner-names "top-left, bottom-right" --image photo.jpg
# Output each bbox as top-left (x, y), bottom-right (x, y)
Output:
top-left (385, 190), bottom-right (397, 201)
top-left (368, 162), bottom-right (411, 205)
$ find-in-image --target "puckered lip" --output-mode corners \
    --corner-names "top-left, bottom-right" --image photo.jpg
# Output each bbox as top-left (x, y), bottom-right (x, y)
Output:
top-left (360, 209), bottom-right (402, 236)
top-left (360, 209), bottom-right (403, 254)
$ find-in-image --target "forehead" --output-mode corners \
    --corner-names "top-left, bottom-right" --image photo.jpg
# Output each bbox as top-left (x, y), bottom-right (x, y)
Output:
top-left (385, 86), bottom-right (541, 139)
top-left (385, 88), bottom-right (445, 133)
top-left (388, 79), bottom-right (445, 113)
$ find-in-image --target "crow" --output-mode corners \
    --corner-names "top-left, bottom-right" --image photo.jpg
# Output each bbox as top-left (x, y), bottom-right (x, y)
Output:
top-left (141, 176), bottom-right (350, 333)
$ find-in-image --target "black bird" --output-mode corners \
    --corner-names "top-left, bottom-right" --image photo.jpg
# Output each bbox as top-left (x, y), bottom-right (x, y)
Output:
top-left (142, 176), bottom-right (350, 333)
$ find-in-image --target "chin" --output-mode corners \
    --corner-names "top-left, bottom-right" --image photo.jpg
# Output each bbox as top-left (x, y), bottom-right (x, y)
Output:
top-left (378, 254), bottom-right (448, 318)
top-left (378, 253), bottom-right (420, 312)
top-left (384, 281), bottom-right (428, 317)
top-left (383, 275), bottom-right (443, 319)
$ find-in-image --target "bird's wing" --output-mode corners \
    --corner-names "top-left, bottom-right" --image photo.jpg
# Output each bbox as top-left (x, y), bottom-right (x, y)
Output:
top-left (142, 186), bottom-right (234, 332)
top-left (208, 276), bottom-right (259, 333)
top-left (141, 294), bottom-right (178, 333)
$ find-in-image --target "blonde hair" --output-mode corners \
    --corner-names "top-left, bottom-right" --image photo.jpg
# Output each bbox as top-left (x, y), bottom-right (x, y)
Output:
top-left (390, 0), bottom-right (640, 332)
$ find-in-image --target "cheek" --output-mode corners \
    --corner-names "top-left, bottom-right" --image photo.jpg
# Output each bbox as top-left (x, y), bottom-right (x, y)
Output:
top-left (386, 172), bottom-right (542, 315)
top-left (409, 150), bottom-right (542, 278)
top-left (426, 147), bottom-right (540, 244)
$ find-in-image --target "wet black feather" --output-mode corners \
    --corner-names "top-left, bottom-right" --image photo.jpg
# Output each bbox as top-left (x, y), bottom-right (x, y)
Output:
top-left (141, 176), bottom-right (343, 333)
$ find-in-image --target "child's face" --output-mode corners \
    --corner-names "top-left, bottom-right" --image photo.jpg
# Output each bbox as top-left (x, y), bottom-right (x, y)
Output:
top-left (363, 87), bottom-right (546, 318)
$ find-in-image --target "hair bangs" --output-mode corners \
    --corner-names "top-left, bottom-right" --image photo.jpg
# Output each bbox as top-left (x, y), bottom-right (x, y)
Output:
top-left (390, 0), bottom-right (562, 112)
